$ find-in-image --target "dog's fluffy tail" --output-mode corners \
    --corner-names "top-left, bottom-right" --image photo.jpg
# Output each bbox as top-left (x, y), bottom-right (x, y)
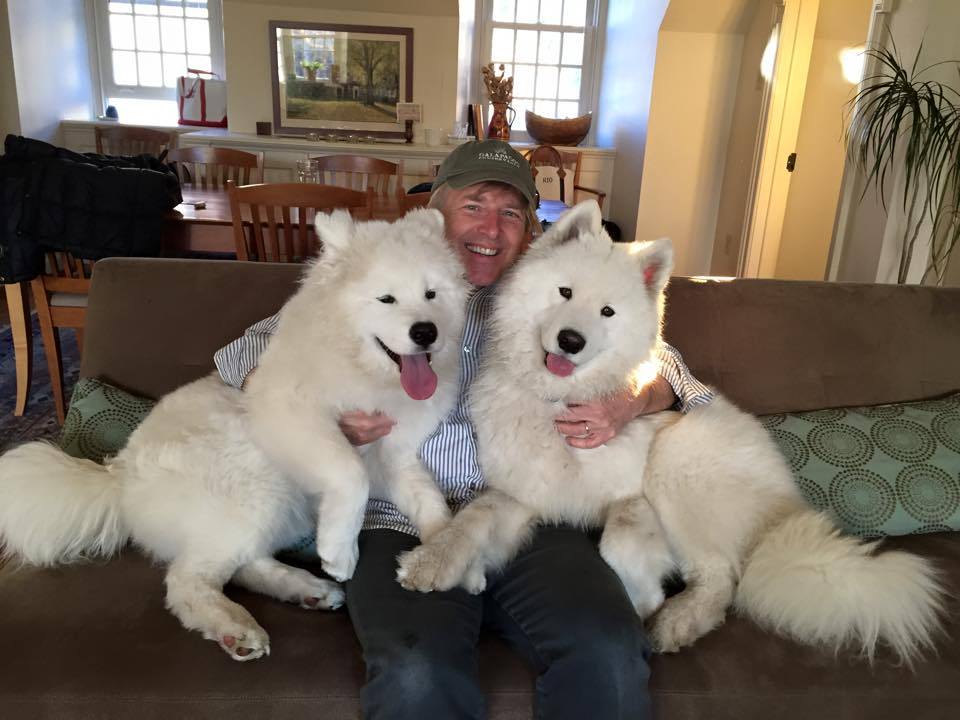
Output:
top-left (0, 442), bottom-right (128, 565)
top-left (735, 509), bottom-right (944, 666)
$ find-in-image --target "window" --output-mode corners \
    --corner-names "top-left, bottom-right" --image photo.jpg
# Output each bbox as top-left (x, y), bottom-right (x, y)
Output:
top-left (479, 0), bottom-right (600, 136)
top-left (91, 0), bottom-right (225, 125)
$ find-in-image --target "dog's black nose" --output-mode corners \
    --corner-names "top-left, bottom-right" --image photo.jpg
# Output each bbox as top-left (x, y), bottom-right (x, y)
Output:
top-left (410, 321), bottom-right (438, 348)
top-left (557, 328), bottom-right (586, 354)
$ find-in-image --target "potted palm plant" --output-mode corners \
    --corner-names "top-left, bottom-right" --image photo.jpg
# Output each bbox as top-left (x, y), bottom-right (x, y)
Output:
top-left (846, 37), bottom-right (960, 285)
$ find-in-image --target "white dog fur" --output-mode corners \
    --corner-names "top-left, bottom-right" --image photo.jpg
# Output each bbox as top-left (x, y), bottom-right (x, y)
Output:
top-left (396, 200), bottom-right (944, 665)
top-left (0, 208), bottom-right (467, 661)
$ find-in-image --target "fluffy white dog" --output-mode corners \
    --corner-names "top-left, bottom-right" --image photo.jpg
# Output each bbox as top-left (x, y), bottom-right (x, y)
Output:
top-left (0, 208), bottom-right (467, 661)
top-left (397, 201), bottom-right (944, 665)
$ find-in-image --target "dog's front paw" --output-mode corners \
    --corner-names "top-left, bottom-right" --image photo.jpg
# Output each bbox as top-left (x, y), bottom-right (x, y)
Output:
top-left (203, 622), bottom-right (271, 662)
top-left (319, 540), bottom-right (359, 583)
top-left (396, 543), bottom-right (469, 593)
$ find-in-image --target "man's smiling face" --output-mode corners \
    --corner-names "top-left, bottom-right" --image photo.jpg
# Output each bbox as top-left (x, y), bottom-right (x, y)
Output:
top-left (440, 182), bottom-right (530, 287)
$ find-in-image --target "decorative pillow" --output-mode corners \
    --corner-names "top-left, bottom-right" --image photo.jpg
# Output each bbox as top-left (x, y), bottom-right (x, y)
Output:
top-left (762, 393), bottom-right (960, 538)
top-left (60, 378), bottom-right (156, 463)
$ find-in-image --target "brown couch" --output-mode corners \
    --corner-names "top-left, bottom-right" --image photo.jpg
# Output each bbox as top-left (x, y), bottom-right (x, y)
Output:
top-left (2, 258), bottom-right (958, 719)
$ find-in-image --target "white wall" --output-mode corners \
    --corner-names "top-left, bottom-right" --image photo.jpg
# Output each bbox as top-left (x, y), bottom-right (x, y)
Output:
top-left (222, 0), bottom-right (458, 140)
top-left (710, 0), bottom-right (776, 276)
top-left (596, 0), bottom-right (670, 244)
top-left (634, 30), bottom-right (743, 274)
top-left (833, 0), bottom-right (960, 285)
top-left (5, 0), bottom-right (93, 143)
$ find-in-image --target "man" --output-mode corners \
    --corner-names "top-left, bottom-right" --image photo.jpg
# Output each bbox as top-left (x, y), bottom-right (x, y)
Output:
top-left (215, 140), bottom-right (713, 719)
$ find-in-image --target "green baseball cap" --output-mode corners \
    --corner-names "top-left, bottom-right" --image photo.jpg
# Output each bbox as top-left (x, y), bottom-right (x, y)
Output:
top-left (434, 139), bottom-right (538, 207)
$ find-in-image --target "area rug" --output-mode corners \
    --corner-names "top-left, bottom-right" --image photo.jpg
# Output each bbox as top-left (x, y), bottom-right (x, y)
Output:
top-left (0, 318), bottom-right (80, 452)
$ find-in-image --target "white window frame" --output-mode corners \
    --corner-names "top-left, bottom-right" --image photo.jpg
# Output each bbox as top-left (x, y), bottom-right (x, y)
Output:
top-left (87, 0), bottom-right (225, 117)
top-left (474, 0), bottom-right (603, 144)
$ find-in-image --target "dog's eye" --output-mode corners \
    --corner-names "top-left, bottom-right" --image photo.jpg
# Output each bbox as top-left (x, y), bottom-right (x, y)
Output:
top-left (559, 287), bottom-right (572, 299)
top-left (425, 289), bottom-right (436, 300)
top-left (378, 295), bottom-right (396, 304)
top-left (601, 306), bottom-right (615, 317)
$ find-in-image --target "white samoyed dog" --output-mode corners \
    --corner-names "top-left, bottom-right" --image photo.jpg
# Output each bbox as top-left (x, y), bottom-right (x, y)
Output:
top-left (397, 201), bottom-right (944, 665)
top-left (0, 208), bottom-right (468, 661)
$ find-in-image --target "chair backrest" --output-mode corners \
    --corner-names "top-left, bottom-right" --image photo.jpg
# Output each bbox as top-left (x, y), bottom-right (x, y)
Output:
top-left (40, 251), bottom-right (95, 294)
top-left (94, 126), bottom-right (176, 157)
top-left (227, 181), bottom-right (373, 263)
top-left (524, 145), bottom-right (568, 203)
top-left (309, 155), bottom-right (402, 197)
top-left (166, 146), bottom-right (264, 188)
top-left (400, 192), bottom-right (432, 216)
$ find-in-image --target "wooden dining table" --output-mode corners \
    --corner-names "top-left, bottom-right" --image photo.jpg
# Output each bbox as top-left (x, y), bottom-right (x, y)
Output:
top-left (5, 189), bottom-right (571, 416)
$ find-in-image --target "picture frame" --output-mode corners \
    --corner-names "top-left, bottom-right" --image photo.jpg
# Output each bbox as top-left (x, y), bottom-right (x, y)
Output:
top-left (270, 21), bottom-right (413, 139)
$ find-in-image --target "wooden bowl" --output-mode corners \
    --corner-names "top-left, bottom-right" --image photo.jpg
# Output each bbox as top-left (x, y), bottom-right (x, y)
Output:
top-left (525, 110), bottom-right (592, 146)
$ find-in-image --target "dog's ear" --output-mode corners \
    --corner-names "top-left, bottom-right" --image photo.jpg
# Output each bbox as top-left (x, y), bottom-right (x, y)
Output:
top-left (401, 207), bottom-right (445, 238)
top-left (535, 200), bottom-right (603, 249)
top-left (314, 209), bottom-right (355, 259)
top-left (629, 237), bottom-right (673, 295)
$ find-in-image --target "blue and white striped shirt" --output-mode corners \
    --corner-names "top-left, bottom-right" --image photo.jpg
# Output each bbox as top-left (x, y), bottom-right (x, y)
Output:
top-left (214, 286), bottom-right (714, 536)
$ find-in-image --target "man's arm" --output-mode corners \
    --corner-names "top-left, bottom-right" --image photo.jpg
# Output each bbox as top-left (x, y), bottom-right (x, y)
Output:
top-left (555, 341), bottom-right (714, 449)
top-left (213, 313), bottom-right (280, 389)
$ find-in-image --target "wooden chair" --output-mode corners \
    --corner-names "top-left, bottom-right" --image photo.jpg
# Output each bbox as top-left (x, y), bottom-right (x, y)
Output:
top-left (30, 252), bottom-right (94, 423)
top-left (400, 192), bottom-right (432, 215)
top-left (227, 181), bottom-right (373, 263)
top-left (166, 147), bottom-right (264, 188)
top-left (308, 155), bottom-right (403, 198)
top-left (524, 145), bottom-right (607, 209)
top-left (94, 126), bottom-right (176, 157)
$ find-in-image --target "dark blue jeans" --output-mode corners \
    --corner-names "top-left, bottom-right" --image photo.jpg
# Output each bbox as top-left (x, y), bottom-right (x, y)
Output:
top-left (345, 526), bottom-right (652, 720)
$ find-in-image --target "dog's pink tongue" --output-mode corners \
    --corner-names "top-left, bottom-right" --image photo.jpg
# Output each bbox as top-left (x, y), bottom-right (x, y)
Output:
top-left (400, 354), bottom-right (437, 400)
top-left (545, 353), bottom-right (576, 377)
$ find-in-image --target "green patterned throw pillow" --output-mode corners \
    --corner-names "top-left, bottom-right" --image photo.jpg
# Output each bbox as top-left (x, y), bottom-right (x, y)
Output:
top-left (762, 393), bottom-right (960, 537)
top-left (60, 378), bottom-right (156, 463)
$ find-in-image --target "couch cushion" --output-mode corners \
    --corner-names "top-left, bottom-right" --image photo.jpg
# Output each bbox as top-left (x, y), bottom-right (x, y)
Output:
top-left (762, 393), bottom-right (960, 537)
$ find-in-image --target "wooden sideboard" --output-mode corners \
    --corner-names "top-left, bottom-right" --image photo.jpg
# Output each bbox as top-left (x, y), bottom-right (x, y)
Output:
top-left (59, 121), bottom-right (617, 210)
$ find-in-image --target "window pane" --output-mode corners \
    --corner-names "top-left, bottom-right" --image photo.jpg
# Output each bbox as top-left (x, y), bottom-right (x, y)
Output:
top-left (516, 0), bottom-right (539, 24)
top-left (538, 31), bottom-right (561, 64)
top-left (112, 50), bottom-right (138, 85)
top-left (138, 51), bottom-right (163, 86)
top-left (160, 17), bottom-right (185, 53)
top-left (163, 52), bottom-right (187, 87)
top-left (534, 98), bottom-right (556, 117)
top-left (536, 65), bottom-right (558, 98)
top-left (185, 0), bottom-right (209, 19)
top-left (561, 32), bottom-right (584, 65)
top-left (187, 54), bottom-right (212, 73)
top-left (159, 0), bottom-right (184, 16)
top-left (109, 14), bottom-right (135, 50)
top-left (513, 98), bottom-right (534, 130)
top-left (107, 97), bottom-right (178, 125)
top-left (563, 0), bottom-right (587, 27)
top-left (491, 28), bottom-right (515, 63)
top-left (557, 100), bottom-right (580, 118)
top-left (135, 15), bottom-right (161, 52)
top-left (515, 29), bottom-right (538, 63)
top-left (133, 0), bottom-right (158, 14)
top-left (492, 0), bottom-right (515, 23)
top-left (108, 2), bottom-right (132, 13)
top-left (513, 63), bottom-right (536, 97)
top-left (185, 18), bottom-right (210, 54)
top-left (539, 0), bottom-right (562, 25)
top-left (558, 67), bottom-right (580, 99)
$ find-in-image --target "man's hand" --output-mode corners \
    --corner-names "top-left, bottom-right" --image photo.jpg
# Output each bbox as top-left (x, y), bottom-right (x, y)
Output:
top-left (339, 410), bottom-right (396, 446)
top-left (554, 375), bottom-right (676, 449)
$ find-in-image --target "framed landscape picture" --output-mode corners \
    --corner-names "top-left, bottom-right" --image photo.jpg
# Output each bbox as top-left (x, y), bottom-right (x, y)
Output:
top-left (270, 21), bottom-right (413, 139)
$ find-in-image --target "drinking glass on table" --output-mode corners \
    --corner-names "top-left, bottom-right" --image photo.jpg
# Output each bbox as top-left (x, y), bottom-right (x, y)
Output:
top-left (296, 159), bottom-right (320, 183)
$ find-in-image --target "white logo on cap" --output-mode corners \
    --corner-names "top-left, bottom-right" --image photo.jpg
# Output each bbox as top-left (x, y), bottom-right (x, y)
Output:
top-left (477, 151), bottom-right (520, 168)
